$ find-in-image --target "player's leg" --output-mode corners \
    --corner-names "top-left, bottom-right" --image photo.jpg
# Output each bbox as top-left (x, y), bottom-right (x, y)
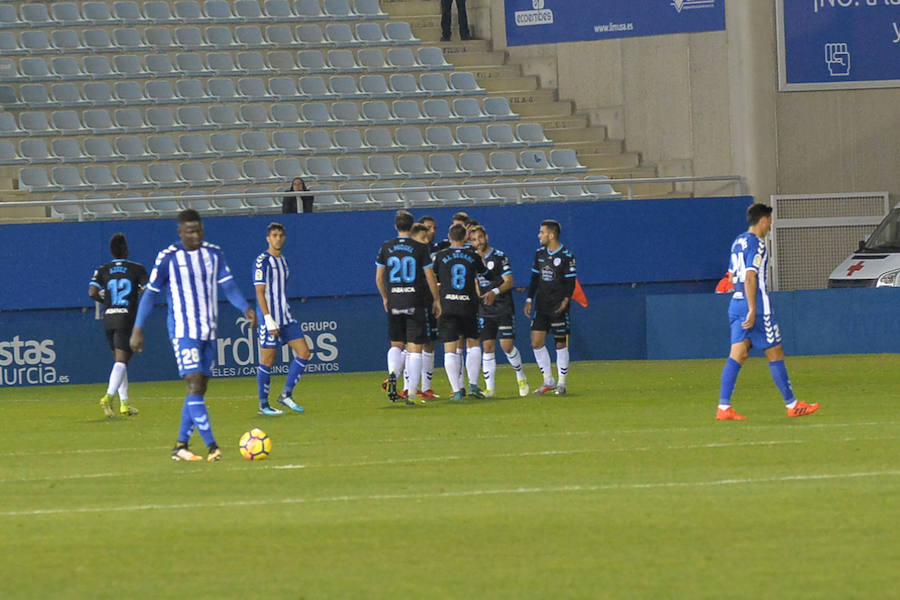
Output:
top-left (465, 336), bottom-right (484, 398)
top-left (499, 335), bottom-right (529, 397)
top-left (384, 314), bottom-right (406, 402)
top-left (716, 318), bottom-right (750, 420)
top-left (763, 341), bottom-right (819, 417)
top-left (278, 323), bottom-right (309, 413)
top-left (418, 306), bottom-right (438, 398)
top-left (456, 336), bottom-right (465, 392)
top-left (113, 343), bottom-right (138, 415)
top-left (171, 339), bottom-right (220, 461)
top-left (481, 328), bottom-right (497, 397)
top-left (256, 322), bottom-right (284, 415)
top-left (100, 329), bottom-right (125, 417)
top-left (530, 314), bottom-right (555, 393)
top-left (440, 317), bottom-right (465, 401)
top-left (552, 313), bottom-right (570, 395)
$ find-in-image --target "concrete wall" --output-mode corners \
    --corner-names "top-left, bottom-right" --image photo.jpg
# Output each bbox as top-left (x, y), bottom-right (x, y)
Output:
top-left (481, 1), bottom-right (900, 202)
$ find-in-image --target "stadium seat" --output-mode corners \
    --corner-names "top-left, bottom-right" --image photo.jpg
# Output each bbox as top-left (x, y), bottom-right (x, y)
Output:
top-left (84, 138), bottom-right (118, 162)
top-left (144, 1), bottom-right (174, 23)
top-left (177, 78), bottom-right (212, 103)
top-left (209, 105), bottom-right (241, 128)
top-left (209, 132), bottom-right (242, 157)
top-left (20, 112), bottom-right (54, 136)
top-left (51, 30), bottom-right (83, 54)
top-left (271, 103), bottom-right (302, 127)
top-left (450, 72), bottom-right (485, 95)
top-left (113, 81), bottom-right (147, 105)
top-left (243, 187), bottom-right (279, 212)
top-left (306, 185), bottom-right (346, 211)
top-left (304, 129), bottom-right (337, 153)
top-left (0, 112), bottom-right (21, 136)
top-left (550, 149), bottom-right (587, 173)
top-left (20, 167), bottom-right (59, 192)
top-left (82, 197), bottom-right (125, 220)
top-left (265, 24), bottom-right (295, 47)
top-left (429, 153), bottom-right (461, 178)
top-left (52, 138), bottom-right (88, 163)
top-left (362, 101), bottom-right (394, 125)
top-left (334, 129), bottom-right (369, 153)
top-left (456, 125), bottom-right (489, 149)
top-left (360, 74), bottom-right (391, 98)
top-left (241, 158), bottom-right (280, 184)
top-left (369, 182), bottom-right (402, 207)
top-left (295, 24), bottom-right (326, 46)
top-left (84, 165), bottom-right (120, 190)
top-left (50, 197), bottom-right (85, 221)
top-left (516, 122), bottom-right (551, 146)
top-left (417, 47), bottom-right (451, 70)
top-left (241, 131), bottom-right (276, 156)
top-left (177, 105), bottom-right (215, 130)
top-left (423, 99), bottom-right (453, 122)
top-left (584, 175), bottom-right (620, 199)
top-left (174, 26), bottom-right (205, 50)
top-left (235, 0), bottom-right (266, 22)
top-left (269, 77), bottom-right (301, 101)
top-left (267, 50), bottom-right (300, 74)
top-left (431, 181), bottom-right (467, 206)
top-left (332, 102), bottom-right (363, 126)
top-left (356, 22), bottom-right (386, 44)
top-left (331, 75), bottom-right (363, 99)
top-left (297, 50), bottom-right (328, 72)
top-left (22, 4), bottom-right (53, 27)
top-left (83, 109), bottom-right (117, 134)
top-left (522, 178), bottom-right (559, 203)
top-left (385, 22), bottom-right (418, 45)
top-left (324, 0), bottom-right (353, 18)
top-left (179, 133), bottom-right (213, 159)
top-left (180, 162), bottom-right (215, 186)
top-left (520, 150), bottom-right (560, 174)
top-left (117, 164), bottom-right (153, 189)
top-left (273, 157), bottom-right (304, 179)
top-left (82, 83), bottom-right (114, 106)
top-left (238, 52), bottom-right (269, 75)
top-left (235, 25), bottom-right (269, 49)
top-left (112, 28), bottom-right (145, 52)
top-left (204, 0), bottom-right (237, 23)
top-left (21, 85), bottom-right (54, 109)
top-left (149, 163), bottom-right (185, 187)
top-left (354, 0), bottom-right (387, 19)
top-left (294, 0), bottom-right (324, 20)
top-left (239, 78), bottom-right (270, 102)
top-left (263, 0), bottom-right (294, 20)
top-left (52, 166), bottom-right (88, 191)
top-left (273, 130), bottom-right (303, 153)
top-left (51, 57), bottom-right (85, 81)
top-left (453, 97), bottom-right (488, 122)
top-left (207, 52), bottom-right (240, 76)
top-left (489, 151), bottom-right (522, 176)
top-left (147, 194), bottom-right (184, 217)
top-left (420, 73), bottom-right (452, 97)
top-left (399, 126), bottom-right (432, 151)
top-left (173, 1), bottom-right (206, 23)
top-left (483, 97), bottom-right (518, 121)
top-left (306, 156), bottom-right (341, 181)
top-left (461, 179), bottom-right (492, 203)
top-left (389, 73), bottom-right (422, 98)
top-left (140, 136), bottom-right (173, 160)
top-left (180, 192), bottom-right (219, 214)
top-left (0, 32), bottom-right (23, 57)
top-left (486, 124), bottom-right (518, 149)
top-left (82, 56), bottom-right (114, 79)
top-left (400, 182), bottom-right (432, 206)
top-left (553, 176), bottom-right (588, 201)
top-left (145, 27), bottom-right (177, 51)
top-left (459, 152), bottom-right (494, 177)
top-left (336, 156), bottom-right (371, 180)
top-left (174, 53), bottom-right (206, 77)
top-left (212, 190), bottom-right (251, 213)
top-left (300, 76), bottom-right (335, 101)
top-left (206, 26), bottom-right (238, 50)
top-left (146, 80), bottom-right (178, 104)
top-left (367, 155), bottom-right (400, 179)
top-left (301, 102), bottom-right (333, 126)
top-left (397, 154), bottom-right (431, 178)
top-left (0, 5), bottom-right (19, 29)
top-left (492, 178), bottom-right (522, 204)
top-left (112, 1), bottom-right (143, 25)
top-left (116, 108), bottom-right (151, 133)
top-left (324, 23), bottom-right (355, 46)
top-left (19, 58), bottom-right (54, 82)
top-left (208, 78), bottom-right (240, 102)
top-left (19, 139), bottom-right (54, 164)
top-left (213, 160), bottom-right (246, 185)
top-left (424, 126), bottom-right (456, 151)
top-left (365, 128), bottom-right (398, 152)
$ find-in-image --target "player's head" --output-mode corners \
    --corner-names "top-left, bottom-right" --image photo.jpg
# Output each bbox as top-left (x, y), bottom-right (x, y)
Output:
top-left (452, 211), bottom-right (469, 227)
top-left (469, 225), bottom-right (488, 253)
top-left (109, 233), bottom-right (128, 259)
top-left (395, 210), bottom-right (414, 234)
top-left (418, 216), bottom-right (436, 241)
top-left (747, 203), bottom-right (773, 235)
top-left (266, 222), bottom-right (286, 252)
top-left (410, 223), bottom-right (429, 244)
top-left (539, 220), bottom-right (561, 247)
top-left (290, 177), bottom-right (307, 191)
top-left (448, 223), bottom-right (467, 244)
top-left (177, 209), bottom-right (204, 250)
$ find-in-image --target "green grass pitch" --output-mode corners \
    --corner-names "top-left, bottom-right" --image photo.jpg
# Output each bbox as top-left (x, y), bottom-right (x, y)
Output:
top-left (1, 355), bottom-right (898, 599)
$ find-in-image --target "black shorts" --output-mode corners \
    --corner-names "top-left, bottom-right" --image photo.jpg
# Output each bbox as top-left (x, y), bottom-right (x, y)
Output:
top-left (439, 313), bottom-right (479, 343)
top-left (105, 326), bottom-right (133, 352)
top-left (478, 313), bottom-right (516, 342)
top-left (387, 307), bottom-right (430, 345)
top-left (531, 310), bottom-right (570, 342)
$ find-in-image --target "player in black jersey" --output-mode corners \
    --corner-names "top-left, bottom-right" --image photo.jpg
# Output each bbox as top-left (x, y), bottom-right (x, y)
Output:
top-left (524, 220), bottom-right (577, 396)
top-left (410, 222), bottom-right (440, 400)
top-left (434, 224), bottom-right (502, 401)
top-left (89, 233), bottom-right (149, 418)
top-left (469, 226), bottom-right (530, 398)
top-left (376, 210), bottom-right (441, 404)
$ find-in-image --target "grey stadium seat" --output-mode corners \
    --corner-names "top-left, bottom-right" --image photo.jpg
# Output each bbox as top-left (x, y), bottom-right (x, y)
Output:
top-left (20, 139), bottom-right (53, 163)
top-left (271, 103), bottom-right (301, 126)
top-left (52, 111), bottom-right (86, 135)
top-left (273, 130), bottom-right (302, 153)
top-left (456, 125), bottom-right (489, 149)
top-left (549, 148), bottom-right (586, 172)
top-left (84, 165), bottom-right (120, 190)
top-left (22, 4), bottom-right (53, 27)
top-left (365, 128), bottom-right (397, 152)
top-left (358, 48), bottom-right (387, 71)
top-left (83, 109), bottom-right (117, 134)
top-left (113, 55), bottom-right (145, 78)
top-left (332, 102), bottom-right (363, 125)
top-left (294, 0), bottom-right (324, 20)
top-left (295, 24), bottom-right (326, 46)
top-left (20, 167), bottom-right (59, 192)
top-left (354, 0), bottom-right (388, 19)
top-left (328, 49), bottom-right (360, 72)
top-left (205, 27), bottom-right (237, 50)
top-left (82, 2), bottom-right (115, 25)
top-left (176, 53), bottom-right (209, 76)
top-left (269, 77), bottom-right (301, 101)
top-left (241, 159), bottom-right (277, 184)
top-left (212, 160), bottom-right (245, 185)
top-left (397, 154), bottom-right (431, 178)
top-left (483, 97), bottom-right (517, 121)
top-left (386, 48), bottom-right (416, 70)
top-left (112, 1), bottom-right (143, 25)
top-left (52, 138), bottom-right (87, 162)
top-left (334, 129), bottom-right (368, 153)
top-left (273, 157), bottom-right (304, 179)
top-left (241, 131), bottom-right (276, 156)
top-left (144, 1), bottom-right (174, 23)
top-left (177, 105), bottom-right (214, 130)
top-left (209, 105), bottom-right (241, 128)
top-left (355, 22), bottom-right (385, 44)
top-left (520, 150), bottom-right (558, 174)
top-left (238, 77), bottom-right (270, 102)
top-left (392, 100), bottom-right (424, 124)
top-left (52, 166), bottom-right (87, 190)
top-left (84, 137), bottom-right (118, 162)
top-left (113, 81), bottom-right (147, 105)
top-left (204, 0), bottom-right (237, 23)
top-left (180, 162), bottom-right (215, 186)
top-left (146, 54), bottom-right (176, 77)
top-left (239, 103), bottom-right (272, 128)
top-left (238, 52), bottom-right (269, 75)
top-left (265, 24), bottom-right (296, 46)
top-left (450, 72), bottom-right (485, 95)
top-left (486, 124), bottom-right (518, 148)
top-left (21, 85), bottom-right (53, 109)
top-left (423, 99), bottom-right (453, 122)
top-left (210, 132), bottom-right (242, 157)
top-left (459, 152), bottom-right (493, 177)
top-left (298, 50), bottom-right (329, 72)
top-left (335, 156), bottom-right (369, 179)
top-left (116, 164), bottom-right (152, 189)
top-left (207, 52), bottom-right (240, 76)
top-left (178, 133), bottom-right (213, 158)
top-left (235, 0), bottom-right (266, 22)
top-left (423, 126), bottom-right (455, 150)
top-left (149, 163), bottom-right (184, 186)
top-left (177, 78), bottom-right (213, 103)
top-left (175, 27), bottom-right (205, 50)
top-left (303, 129), bottom-right (336, 153)
top-left (428, 153), bottom-right (461, 178)
top-left (361, 101), bottom-right (394, 125)
top-left (516, 122), bottom-right (551, 146)
top-left (111, 28), bottom-right (144, 52)
top-left (82, 82), bottom-right (114, 106)
top-left (174, 1), bottom-right (206, 23)
top-left (267, 50), bottom-right (299, 73)
top-left (146, 27), bottom-right (177, 51)
top-left (263, 0), bottom-right (294, 19)
top-left (367, 155), bottom-right (399, 179)
top-left (20, 112), bottom-right (54, 136)
top-left (83, 55), bottom-right (114, 79)
top-left (385, 22), bottom-right (418, 44)
top-left (119, 135), bottom-right (152, 160)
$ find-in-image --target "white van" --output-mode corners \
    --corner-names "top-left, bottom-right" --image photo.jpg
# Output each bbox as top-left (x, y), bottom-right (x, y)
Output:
top-left (828, 204), bottom-right (900, 288)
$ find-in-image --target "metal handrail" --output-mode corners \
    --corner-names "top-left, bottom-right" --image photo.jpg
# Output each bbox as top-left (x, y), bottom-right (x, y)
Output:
top-left (0, 175), bottom-right (746, 220)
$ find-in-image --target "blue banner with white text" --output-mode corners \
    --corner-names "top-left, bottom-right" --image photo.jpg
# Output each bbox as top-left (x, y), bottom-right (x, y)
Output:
top-left (504, 0), bottom-right (725, 47)
top-left (778, 0), bottom-right (900, 90)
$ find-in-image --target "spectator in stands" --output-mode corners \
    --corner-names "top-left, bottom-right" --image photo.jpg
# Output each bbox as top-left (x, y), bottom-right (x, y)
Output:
top-left (282, 177), bottom-right (313, 214)
top-left (441, 0), bottom-right (470, 42)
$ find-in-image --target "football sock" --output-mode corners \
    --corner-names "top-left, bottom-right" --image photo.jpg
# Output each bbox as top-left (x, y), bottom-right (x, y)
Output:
top-left (556, 347), bottom-right (570, 385)
top-left (718, 358), bottom-right (742, 405)
top-left (118, 368), bottom-right (129, 402)
top-left (466, 346), bottom-right (482, 388)
top-left (106, 361), bottom-right (127, 396)
top-left (533, 346), bottom-right (552, 384)
top-left (422, 350), bottom-right (434, 391)
top-left (504, 347), bottom-right (526, 381)
top-left (456, 347), bottom-right (465, 386)
top-left (444, 352), bottom-right (462, 392)
top-left (257, 364), bottom-right (271, 407)
top-left (482, 352), bottom-right (496, 392)
top-left (186, 394), bottom-right (215, 447)
top-left (768, 360), bottom-right (796, 405)
top-left (283, 357), bottom-right (308, 395)
top-left (406, 352), bottom-right (422, 397)
top-left (177, 399), bottom-right (194, 444)
top-left (387, 346), bottom-right (404, 378)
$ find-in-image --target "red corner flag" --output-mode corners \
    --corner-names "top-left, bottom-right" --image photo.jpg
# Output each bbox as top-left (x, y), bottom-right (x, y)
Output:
top-left (572, 278), bottom-right (588, 308)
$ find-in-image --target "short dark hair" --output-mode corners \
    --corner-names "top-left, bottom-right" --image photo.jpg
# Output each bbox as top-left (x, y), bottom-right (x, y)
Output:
top-left (448, 223), bottom-right (467, 242)
top-left (469, 224), bottom-right (485, 237)
top-left (395, 210), bottom-right (414, 232)
top-left (267, 222), bottom-right (285, 234)
top-left (464, 218), bottom-right (480, 228)
top-left (177, 209), bottom-right (201, 225)
top-left (418, 215), bottom-right (435, 225)
top-left (110, 233), bottom-right (128, 259)
top-left (410, 223), bottom-right (429, 237)
top-left (747, 203), bottom-right (773, 226)
top-left (452, 211), bottom-right (469, 223)
top-left (541, 219), bottom-right (561, 238)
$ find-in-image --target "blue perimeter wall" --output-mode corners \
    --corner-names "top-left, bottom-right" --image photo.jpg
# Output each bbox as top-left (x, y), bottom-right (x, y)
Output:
top-left (0, 195), bottom-right (799, 387)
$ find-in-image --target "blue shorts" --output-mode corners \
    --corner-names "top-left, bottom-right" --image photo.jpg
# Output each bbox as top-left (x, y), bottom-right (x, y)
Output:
top-left (258, 320), bottom-right (304, 349)
top-left (728, 309), bottom-right (782, 350)
top-left (171, 338), bottom-right (216, 377)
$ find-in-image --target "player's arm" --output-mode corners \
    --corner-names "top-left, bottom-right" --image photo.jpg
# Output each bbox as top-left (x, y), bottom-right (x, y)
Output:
top-left (130, 287), bottom-right (158, 353)
top-left (88, 283), bottom-right (104, 303)
top-left (742, 269), bottom-right (757, 329)
top-left (375, 264), bottom-right (388, 313)
top-left (424, 265), bottom-right (441, 318)
top-left (524, 270), bottom-right (539, 317)
top-left (255, 283), bottom-right (278, 335)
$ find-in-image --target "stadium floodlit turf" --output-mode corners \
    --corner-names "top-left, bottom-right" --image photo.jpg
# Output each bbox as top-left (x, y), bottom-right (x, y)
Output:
top-left (1, 355), bottom-right (898, 599)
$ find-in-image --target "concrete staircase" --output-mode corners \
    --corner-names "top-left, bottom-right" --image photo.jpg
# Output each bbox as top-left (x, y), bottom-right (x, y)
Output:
top-left (382, 0), bottom-right (673, 198)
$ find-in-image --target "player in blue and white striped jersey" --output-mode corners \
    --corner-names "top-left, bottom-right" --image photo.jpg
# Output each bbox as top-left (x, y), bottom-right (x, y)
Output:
top-left (253, 222), bottom-right (310, 416)
top-left (717, 203), bottom-right (820, 420)
top-left (131, 209), bottom-right (257, 462)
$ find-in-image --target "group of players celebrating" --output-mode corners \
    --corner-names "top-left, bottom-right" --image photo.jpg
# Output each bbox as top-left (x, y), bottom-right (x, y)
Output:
top-left (376, 210), bottom-right (577, 404)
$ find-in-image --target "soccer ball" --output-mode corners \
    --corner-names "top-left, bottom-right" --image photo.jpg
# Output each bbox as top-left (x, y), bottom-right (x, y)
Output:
top-left (239, 428), bottom-right (272, 461)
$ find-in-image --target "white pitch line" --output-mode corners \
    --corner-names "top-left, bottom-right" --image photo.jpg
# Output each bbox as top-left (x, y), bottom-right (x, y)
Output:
top-left (2, 470), bottom-right (899, 517)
